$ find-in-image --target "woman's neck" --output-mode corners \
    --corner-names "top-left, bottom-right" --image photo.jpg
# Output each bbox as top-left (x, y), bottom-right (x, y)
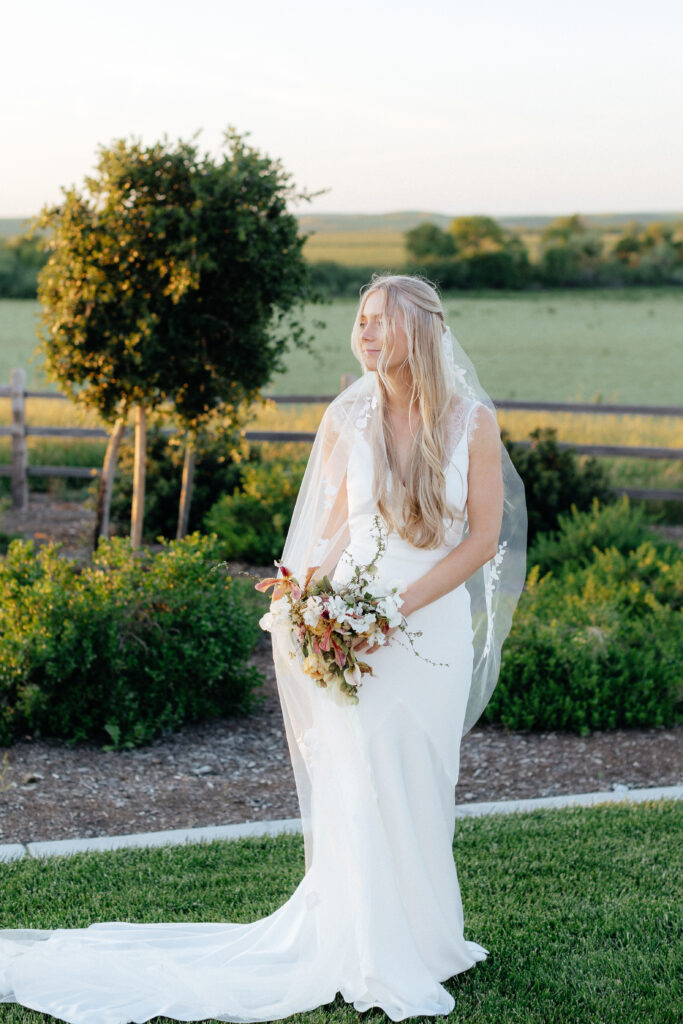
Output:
top-left (382, 367), bottom-right (417, 414)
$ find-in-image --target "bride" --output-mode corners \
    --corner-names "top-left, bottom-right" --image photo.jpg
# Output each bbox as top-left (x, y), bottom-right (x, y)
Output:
top-left (0, 274), bottom-right (526, 1023)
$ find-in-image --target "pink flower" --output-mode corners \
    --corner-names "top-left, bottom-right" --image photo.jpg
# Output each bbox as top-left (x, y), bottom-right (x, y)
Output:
top-left (331, 638), bottom-right (347, 669)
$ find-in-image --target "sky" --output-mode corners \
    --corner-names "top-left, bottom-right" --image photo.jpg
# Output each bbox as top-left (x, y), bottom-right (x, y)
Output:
top-left (2, 0), bottom-right (681, 220)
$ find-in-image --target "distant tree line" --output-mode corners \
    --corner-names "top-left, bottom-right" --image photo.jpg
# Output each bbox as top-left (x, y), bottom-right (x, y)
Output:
top-left (0, 234), bottom-right (46, 297)
top-left (308, 213), bottom-right (683, 296)
top-left (2, 212), bottom-right (682, 299)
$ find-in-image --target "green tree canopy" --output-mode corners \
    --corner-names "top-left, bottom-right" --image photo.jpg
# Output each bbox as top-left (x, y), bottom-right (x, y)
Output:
top-left (29, 126), bottom-right (321, 546)
top-left (540, 213), bottom-right (589, 245)
top-left (404, 222), bottom-right (455, 260)
top-left (448, 215), bottom-right (508, 256)
top-left (31, 126), bottom-right (319, 430)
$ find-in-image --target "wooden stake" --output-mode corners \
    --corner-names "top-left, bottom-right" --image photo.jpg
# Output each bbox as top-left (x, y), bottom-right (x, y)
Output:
top-left (130, 405), bottom-right (147, 549)
top-left (176, 440), bottom-right (197, 540)
top-left (94, 417), bottom-right (126, 548)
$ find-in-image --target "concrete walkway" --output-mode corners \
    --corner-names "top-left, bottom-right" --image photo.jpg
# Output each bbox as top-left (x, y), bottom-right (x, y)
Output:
top-left (1, 785), bottom-right (680, 864)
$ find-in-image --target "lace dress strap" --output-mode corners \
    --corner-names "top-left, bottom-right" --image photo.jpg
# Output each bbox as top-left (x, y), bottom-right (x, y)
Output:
top-left (464, 398), bottom-right (484, 446)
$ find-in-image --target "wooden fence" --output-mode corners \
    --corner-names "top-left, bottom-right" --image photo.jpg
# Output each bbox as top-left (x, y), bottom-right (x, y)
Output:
top-left (1, 367), bottom-right (682, 511)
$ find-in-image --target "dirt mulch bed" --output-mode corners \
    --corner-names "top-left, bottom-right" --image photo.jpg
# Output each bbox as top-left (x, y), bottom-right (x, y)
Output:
top-left (0, 496), bottom-right (681, 847)
top-left (1, 636), bottom-right (680, 847)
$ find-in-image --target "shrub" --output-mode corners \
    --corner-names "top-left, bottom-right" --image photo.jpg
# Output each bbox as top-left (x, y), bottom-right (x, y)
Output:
top-left (527, 495), bottom-right (669, 576)
top-left (488, 538), bottom-right (683, 733)
top-left (205, 455), bottom-right (307, 563)
top-left (307, 261), bottom-right (377, 298)
top-left (503, 426), bottom-right (615, 543)
top-left (0, 534), bottom-right (264, 749)
top-left (109, 424), bottom-right (261, 540)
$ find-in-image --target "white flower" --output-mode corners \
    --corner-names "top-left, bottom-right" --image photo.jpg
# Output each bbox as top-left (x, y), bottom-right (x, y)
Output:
top-left (302, 595), bottom-right (324, 628)
top-left (327, 594), bottom-right (354, 625)
top-left (259, 611), bottom-right (276, 632)
top-left (376, 596), bottom-right (404, 628)
top-left (347, 610), bottom-right (377, 633)
top-left (343, 664), bottom-right (361, 688)
top-left (259, 598), bottom-right (291, 633)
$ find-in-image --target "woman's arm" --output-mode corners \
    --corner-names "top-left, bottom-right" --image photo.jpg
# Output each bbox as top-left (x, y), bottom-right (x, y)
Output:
top-left (401, 405), bottom-right (503, 617)
top-left (356, 406), bottom-right (503, 652)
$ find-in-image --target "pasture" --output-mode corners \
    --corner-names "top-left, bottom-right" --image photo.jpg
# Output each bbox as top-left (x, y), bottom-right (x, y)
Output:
top-left (1, 289), bottom-right (681, 508)
top-left (4, 288), bottom-right (682, 404)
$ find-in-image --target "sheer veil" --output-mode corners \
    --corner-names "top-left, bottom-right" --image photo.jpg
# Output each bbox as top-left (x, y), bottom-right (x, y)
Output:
top-left (270, 319), bottom-right (527, 871)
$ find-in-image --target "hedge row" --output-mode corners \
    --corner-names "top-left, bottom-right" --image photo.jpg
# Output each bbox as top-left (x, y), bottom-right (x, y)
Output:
top-left (488, 498), bottom-right (682, 733)
top-left (1, 499), bottom-right (679, 748)
top-left (0, 534), bottom-right (263, 749)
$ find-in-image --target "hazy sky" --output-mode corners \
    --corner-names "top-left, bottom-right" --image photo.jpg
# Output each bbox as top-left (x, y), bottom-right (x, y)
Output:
top-left (2, 0), bottom-right (681, 220)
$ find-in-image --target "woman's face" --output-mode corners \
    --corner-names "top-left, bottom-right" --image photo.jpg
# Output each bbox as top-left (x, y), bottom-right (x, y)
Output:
top-left (359, 291), bottom-right (410, 373)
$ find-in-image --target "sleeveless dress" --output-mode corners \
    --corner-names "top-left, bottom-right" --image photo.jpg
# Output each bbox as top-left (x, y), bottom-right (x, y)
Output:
top-left (0, 401), bottom-right (487, 1024)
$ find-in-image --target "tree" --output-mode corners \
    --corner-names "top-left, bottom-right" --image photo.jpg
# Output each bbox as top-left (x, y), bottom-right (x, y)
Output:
top-left (538, 213), bottom-right (604, 286)
top-left (448, 216), bottom-right (508, 257)
top-left (30, 127), bottom-right (320, 546)
top-left (540, 213), bottom-right (589, 245)
top-left (446, 216), bottom-right (531, 289)
top-left (404, 222), bottom-right (455, 260)
top-left (0, 233), bottom-right (47, 298)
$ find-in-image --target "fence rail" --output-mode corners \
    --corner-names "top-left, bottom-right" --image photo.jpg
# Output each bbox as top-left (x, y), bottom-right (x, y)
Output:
top-left (2, 369), bottom-right (682, 510)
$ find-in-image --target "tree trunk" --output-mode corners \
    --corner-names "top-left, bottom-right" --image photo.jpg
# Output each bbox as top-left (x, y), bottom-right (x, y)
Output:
top-left (176, 440), bottom-right (197, 540)
top-left (93, 417), bottom-right (126, 549)
top-left (130, 405), bottom-right (147, 549)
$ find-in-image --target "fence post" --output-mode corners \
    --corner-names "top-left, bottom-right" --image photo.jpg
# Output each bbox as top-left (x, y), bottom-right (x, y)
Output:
top-left (10, 368), bottom-right (28, 512)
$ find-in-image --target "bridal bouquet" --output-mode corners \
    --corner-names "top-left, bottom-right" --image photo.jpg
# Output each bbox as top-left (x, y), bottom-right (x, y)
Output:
top-left (255, 516), bottom-right (420, 704)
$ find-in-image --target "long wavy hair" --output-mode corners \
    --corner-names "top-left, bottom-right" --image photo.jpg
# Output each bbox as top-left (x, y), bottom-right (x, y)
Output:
top-left (350, 274), bottom-right (462, 549)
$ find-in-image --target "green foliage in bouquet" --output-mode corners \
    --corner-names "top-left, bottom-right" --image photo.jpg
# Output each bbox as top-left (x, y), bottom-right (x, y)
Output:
top-left (0, 534), bottom-right (263, 749)
top-left (488, 503), bottom-right (682, 733)
top-left (503, 426), bottom-right (615, 543)
top-left (204, 454), bottom-right (307, 563)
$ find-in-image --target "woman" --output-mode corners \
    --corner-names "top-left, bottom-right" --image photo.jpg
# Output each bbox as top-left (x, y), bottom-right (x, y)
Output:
top-left (0, 274), bottom-right (526, 1023)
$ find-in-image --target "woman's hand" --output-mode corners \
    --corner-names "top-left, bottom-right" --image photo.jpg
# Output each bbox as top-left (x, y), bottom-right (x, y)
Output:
top-left (353, 624), bottom-right (400, 657)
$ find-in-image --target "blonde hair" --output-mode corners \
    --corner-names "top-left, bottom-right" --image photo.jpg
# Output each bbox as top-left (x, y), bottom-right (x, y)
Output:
top-left (350, 273), bottom-right (461, 549)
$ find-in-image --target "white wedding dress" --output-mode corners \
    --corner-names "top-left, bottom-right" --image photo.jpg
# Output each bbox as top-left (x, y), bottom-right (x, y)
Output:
top-left (0, 400), bottom-right (488, 1023)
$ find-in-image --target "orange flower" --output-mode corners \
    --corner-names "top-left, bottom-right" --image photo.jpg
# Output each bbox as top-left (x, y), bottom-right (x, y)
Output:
top-left (254, 565), bottom-right (301, 601)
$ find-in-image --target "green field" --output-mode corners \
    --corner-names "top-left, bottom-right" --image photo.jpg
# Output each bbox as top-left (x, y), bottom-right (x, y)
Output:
top-left (0, 800), bottom-right (680, 1023)
top-left (1, 288), bottom-right (682, 404)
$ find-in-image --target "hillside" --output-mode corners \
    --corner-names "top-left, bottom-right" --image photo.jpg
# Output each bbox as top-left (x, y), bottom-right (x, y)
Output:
top-left (3, 210), bottom-right (682, 241)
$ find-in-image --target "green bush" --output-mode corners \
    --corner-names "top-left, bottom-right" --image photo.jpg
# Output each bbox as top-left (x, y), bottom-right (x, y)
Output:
top-left (503, 426), bottom-right (615, 543)
top-left (110, 424), bottom-right (261, 540)
top-left (0, 534), bottom-right (264, 749)
top-left (201, 426), bottom-right (614, 566)
top-left (488, 537), bottom-right (683, 733)
top-left (204, 455), bottom-right (307, 563)
top-left (307, 261), bottom-right (377, 298)
top-left (527, 495), bottom-right (668, 576)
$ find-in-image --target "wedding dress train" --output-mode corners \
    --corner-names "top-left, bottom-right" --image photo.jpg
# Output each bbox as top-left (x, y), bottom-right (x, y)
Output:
top-left (0, 400), bottom-right (488, 1023)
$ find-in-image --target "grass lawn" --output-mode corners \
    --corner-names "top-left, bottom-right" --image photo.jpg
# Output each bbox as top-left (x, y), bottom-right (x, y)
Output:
top-left (1, 800), bottom-right (680, 1023)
